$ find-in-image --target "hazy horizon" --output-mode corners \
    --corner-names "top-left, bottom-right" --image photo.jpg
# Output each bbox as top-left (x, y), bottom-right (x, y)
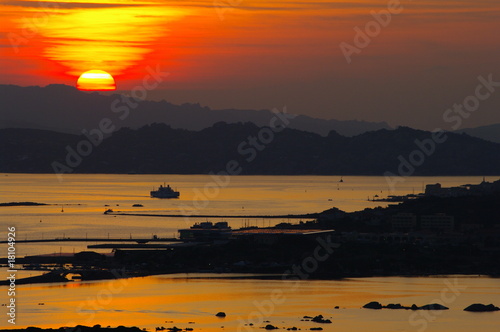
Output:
top-left (3, 82), bottom-right (500, 134)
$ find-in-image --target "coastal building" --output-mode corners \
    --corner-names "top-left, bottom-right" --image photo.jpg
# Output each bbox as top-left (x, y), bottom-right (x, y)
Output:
top-left (424, 183), bottom-right (442, 196)
top-left (421, 214), bottom-right (455, 233)
top-left (231, 228), bottom-right (336, 245)
top-left (424, 183), bottom-right (468, 197)
top-left (391, 213), bottom-right (417, 231)
top-left (179, 221), bottom-right (232, 242)
top-left (342, 232), bottom-right (432, 245)
top-left (179, 221), bottom-right (338, 245)
top-left (424, 178), bottom-right (500, 198)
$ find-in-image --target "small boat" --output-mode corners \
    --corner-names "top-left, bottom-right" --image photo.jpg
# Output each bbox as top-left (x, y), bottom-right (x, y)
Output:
top-left (150, 183), bottom-right (180, 199)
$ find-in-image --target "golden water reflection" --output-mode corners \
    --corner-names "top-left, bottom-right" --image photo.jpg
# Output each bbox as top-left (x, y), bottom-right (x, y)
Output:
top-left (7, 274), bottom-right (500, 331)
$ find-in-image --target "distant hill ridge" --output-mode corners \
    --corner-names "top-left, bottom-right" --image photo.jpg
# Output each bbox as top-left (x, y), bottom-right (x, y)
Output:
top-left (1, 123), bottom-right (500, 175)
top-left (0, 84), bottom-right (390, 136)
top-left (455, 124), bottom-right (500, 144)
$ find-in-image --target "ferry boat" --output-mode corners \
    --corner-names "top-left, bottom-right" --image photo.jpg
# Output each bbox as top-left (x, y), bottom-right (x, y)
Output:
top-left (150, 184), bottom-right (180, 198)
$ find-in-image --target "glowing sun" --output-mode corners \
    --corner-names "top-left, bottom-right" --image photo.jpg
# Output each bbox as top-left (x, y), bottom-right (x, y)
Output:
top-left (77, 70), bottom-right (116, 91)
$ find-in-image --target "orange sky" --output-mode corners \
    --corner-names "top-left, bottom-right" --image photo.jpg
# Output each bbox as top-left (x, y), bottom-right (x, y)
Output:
top-left (1, 0), bottom-right (500, 129)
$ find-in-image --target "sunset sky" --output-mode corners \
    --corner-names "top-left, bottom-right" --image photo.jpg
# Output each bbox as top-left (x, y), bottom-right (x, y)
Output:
top-left (1, 0), bottom-right (500, 130)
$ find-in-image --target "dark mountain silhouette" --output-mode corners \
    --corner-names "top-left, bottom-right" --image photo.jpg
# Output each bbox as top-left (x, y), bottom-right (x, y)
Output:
top-left (1, 124), bottom-right (500, 175)
top-left (0, 84), bottom-right (390, 136)
top-left (0, 128), bottom-right (77, 173)
top-left (455, 124), bottom-right (500, 144)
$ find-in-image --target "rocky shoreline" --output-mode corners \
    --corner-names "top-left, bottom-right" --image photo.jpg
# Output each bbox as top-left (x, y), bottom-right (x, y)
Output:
top-left (362, 301), bottom-right (500, 312)
top-left (1, 303), bottom-right (498, 332)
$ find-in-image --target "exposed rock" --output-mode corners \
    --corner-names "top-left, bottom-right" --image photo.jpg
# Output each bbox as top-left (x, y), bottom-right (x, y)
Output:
top-left (310, 328), bottom-right (323, 331)
top-left (364, 302), bottom-right (448, 311)
top-left (384, 303), bottom-right (406, 309)
top-left (311, 315), bottom-right (332, 324)
top-left (464, 303), bottom-right (500, 312)
top-left (363, 301), bottom-right (383, 309)
top-left (264, 324), bottom-right (279, 330)
top-left (215, 312), bottom-right (226, 317)
top-left (166, 328), bottom-right (181, 332)
top-left (419, 303), bottom-right (449, 310)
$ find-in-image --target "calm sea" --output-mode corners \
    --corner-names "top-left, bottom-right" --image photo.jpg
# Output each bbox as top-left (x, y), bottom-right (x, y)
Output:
top-left (1, 174), bottom-right (499, 329)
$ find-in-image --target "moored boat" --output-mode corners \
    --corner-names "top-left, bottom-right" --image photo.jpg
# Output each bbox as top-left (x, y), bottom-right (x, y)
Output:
top-left (150, 184), bottom-right (180, 198)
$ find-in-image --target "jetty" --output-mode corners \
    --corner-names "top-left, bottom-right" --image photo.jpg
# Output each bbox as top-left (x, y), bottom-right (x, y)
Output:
top-left (0, 237), bottom-right (181, 244)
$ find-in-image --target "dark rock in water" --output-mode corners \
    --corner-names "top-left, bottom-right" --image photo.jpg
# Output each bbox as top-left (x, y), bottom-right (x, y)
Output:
top-left (264, 324), bottom-right (279, 330)
top-left (132, 204), bottom-right (143, 207)
top-left (334, 306), bottom-right (340, 309)
top-left (287, 327), bottom-right (298, 331)
top-left (166, 327), bottom-right (181, 332)
top-left (419, 303), bottom-right (449, 310)
top-left (311, 315), bottom-right (332, 323)
top-left (384, 303), bottom-right (407, 309)
top-left (216, 312), bottom-right (226, 317)
top-left (363, 302), bottom-right (449, 311)
top-left (303, 316), bottom-right (313, 319)
top-left (363, 301), bottom-right (383, 309)
top-left (464, 303), bottom-right (500, 312)
top-left (382, 303), bottom-right (419, 310)
top-left (310, 328), bottom-right (323, 331)
top-left (0, 201), bottom-right (49, 207)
